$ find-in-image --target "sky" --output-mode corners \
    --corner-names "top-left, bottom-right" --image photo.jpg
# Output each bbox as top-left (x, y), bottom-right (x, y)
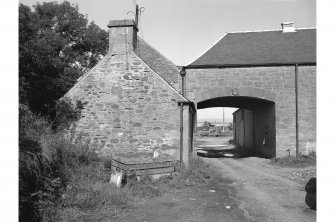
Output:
top-left (18, 0), bottom-right (316, 122)
top-left (19, 0), bottom-right (316, 66)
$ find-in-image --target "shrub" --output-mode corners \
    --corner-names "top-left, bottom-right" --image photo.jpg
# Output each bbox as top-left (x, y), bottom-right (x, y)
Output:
top-left (52, 97), bottom-right (86, 131)
top-left (19, 103), bottom-right (95, 222)
top-left (170, 158), bottom-right (212, 188)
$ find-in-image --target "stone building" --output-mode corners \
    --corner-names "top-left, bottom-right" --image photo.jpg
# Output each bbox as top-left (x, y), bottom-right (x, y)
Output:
top-left (64, 20), bottom-right (195, 172)
top-left (184, 22), bottom-right (316, 158)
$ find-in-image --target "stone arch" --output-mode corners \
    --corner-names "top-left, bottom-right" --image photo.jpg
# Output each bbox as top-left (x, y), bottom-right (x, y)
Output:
top-left (196, 86), bottom-right (277, 104)
top-left (195, 87), bottom-right (277, 159)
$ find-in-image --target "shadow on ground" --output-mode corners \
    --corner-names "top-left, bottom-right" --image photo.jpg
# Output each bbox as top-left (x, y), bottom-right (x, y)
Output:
top-left (196, 145), bottom-right (257, 159)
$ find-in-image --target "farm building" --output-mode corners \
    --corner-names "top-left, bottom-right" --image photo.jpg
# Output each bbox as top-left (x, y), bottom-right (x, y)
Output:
top-left (64, 19), bottom-right (196, 174)
top-left (184, 22), bottom-right (316, 158)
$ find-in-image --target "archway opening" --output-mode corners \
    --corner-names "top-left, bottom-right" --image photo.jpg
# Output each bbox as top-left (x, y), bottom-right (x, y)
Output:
top-left (196, 96), bottom-right (276, 159)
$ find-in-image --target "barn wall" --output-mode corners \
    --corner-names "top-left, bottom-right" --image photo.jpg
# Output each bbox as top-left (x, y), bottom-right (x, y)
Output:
top-left (65, 51), bottom-right (187, 163)
top-left (186, 65), bottom-right (316, 158)
top-left (298, 66), bottom-right (316, 154)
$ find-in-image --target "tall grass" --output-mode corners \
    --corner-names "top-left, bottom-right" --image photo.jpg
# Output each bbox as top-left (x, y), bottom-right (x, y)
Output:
top-left (19, 104), bottom-right (213, 221)
top-left (19, 103), bottom-right (100, 221)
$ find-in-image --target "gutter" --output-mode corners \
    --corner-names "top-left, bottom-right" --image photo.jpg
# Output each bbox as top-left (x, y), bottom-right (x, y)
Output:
top-left (184, 62), bottom-right (316, 70)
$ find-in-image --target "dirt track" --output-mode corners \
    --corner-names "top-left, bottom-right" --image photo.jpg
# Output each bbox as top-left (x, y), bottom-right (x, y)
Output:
top-left (205, 157), bottom-right (316, 222)
top-left (118, 137), bottom-right (316, 222)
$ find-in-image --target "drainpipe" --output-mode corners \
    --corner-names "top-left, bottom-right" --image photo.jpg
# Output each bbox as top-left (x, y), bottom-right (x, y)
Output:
top-left (295, 64), bottom-right (299, 158)
top-left (179, 68), bottom-right (186, 166)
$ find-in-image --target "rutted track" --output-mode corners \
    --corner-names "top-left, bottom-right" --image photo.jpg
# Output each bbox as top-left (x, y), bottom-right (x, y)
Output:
top-left (203, 157), bottom-right (316, 222)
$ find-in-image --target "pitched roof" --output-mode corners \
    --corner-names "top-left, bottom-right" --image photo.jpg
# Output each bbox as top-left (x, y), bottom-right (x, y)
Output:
top-left (188, 28), bottom-right (316, 67)
top-left (136, 37), bottom-right (180, 85)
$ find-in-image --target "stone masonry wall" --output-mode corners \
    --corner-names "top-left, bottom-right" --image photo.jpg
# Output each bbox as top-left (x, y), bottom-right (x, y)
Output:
top-left (185, 66), bottom-right (316, 158)
top-left (65, 51), bottom-right (187, 163)
top-left (298, 66), bottom-right (316, 154)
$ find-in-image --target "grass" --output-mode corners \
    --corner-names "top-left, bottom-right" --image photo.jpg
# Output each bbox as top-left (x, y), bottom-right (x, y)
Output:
top-left (55, 158), bottom-right (212, 221)
top-left (271, 151), bottom-right (316, 168)
top-left (58, 164), bottom-right (132, 222)
top-left (19, 104), bottom-right (213, 221)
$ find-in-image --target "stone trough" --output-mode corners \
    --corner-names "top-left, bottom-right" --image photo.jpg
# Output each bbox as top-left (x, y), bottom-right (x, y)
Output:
top-left (109, 152), bottom-right (179, 186)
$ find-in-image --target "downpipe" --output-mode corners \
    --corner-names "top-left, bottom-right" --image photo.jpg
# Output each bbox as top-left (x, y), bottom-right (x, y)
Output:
top-left (179, 68), bottom-right (186, 166)
top-left (295, 64), bottom-right (300, 158)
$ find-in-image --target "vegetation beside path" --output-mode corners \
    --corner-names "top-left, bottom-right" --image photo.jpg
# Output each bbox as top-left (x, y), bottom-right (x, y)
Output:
top-left (19, 103), bottom-right (212, 221)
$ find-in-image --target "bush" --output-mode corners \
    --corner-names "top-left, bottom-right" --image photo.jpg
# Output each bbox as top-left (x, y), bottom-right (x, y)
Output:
top-left (170, 158), bottom-right (212, 189)
top-left (52, 97), bottom-right (86, 131)
top-left (19, 103), bottom-right (95, 222)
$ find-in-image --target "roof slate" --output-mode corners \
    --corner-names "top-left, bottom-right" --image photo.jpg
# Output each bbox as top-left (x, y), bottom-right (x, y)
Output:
top-left (188, 28), bottom-right (316, 67)
top-left (136, 37), bottom-right (180, 85)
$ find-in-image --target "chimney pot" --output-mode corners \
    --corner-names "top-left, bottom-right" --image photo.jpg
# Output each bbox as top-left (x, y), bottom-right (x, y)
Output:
top-left (281, 22), bottom-right (295, 33)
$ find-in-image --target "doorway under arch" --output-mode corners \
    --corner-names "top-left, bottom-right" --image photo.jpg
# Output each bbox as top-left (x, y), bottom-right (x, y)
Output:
top-left (197, 96), bottom-right (276, 158)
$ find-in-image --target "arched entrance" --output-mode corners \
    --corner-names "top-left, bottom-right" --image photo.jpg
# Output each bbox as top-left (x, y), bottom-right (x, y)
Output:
top-left (197, 96), bottom-right (276, 158)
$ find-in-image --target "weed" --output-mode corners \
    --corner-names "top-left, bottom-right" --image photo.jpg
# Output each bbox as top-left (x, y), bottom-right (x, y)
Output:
top-left (170, 158), bottom-right (212, 188)
top-left (272, 151), bottom-right (316, 168)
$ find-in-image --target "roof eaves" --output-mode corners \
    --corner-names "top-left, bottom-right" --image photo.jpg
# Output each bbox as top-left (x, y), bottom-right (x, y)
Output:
top-left (185, 62), bottom-right (317, 69)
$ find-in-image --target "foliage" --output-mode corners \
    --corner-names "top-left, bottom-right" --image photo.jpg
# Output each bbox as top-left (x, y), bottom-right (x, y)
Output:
top-left (271, 151), bottom-right (316, 168)
top-left (58, 164), bottom-right (132, 222)
top-left (54, 158), bottom-right (213, 221)
top-left (51, 97), bottom-right (87, 130)
top-left (170, 158), bottom-right (212, 188)
top-left (19, 1), bottom-right (108, 118)
top-left (19, 104), bottom-right (97, 222)
top-left (125, 158), bottom-right (212, 197)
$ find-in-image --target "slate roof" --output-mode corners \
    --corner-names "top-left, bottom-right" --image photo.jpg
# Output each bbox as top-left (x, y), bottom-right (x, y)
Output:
top-left (188, 28), bottom-right (316, 67)
top-left (136, 37), bottom-right (180, 86)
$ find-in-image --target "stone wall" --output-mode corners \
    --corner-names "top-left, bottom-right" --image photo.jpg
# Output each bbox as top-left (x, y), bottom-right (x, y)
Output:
top-left (65, 51), bottom-right (188, 163)
top-left (298, 66), bottom-right (317, 154)
top-left (185, 65), bottom-right (316, 158)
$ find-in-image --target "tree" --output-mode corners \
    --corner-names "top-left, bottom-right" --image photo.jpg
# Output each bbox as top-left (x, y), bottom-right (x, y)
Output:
top-left (19, 1), bottom-right (108, 118)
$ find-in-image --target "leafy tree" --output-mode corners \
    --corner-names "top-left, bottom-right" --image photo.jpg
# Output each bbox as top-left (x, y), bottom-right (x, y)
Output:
top-left (19, 1), bottom-right (108, 118)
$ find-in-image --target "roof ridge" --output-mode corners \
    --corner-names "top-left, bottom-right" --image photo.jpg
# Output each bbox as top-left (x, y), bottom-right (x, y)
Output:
top-left (296, 27), bottom-right (317, 30)
top-left (227, 27), bottom-right (316, 34)
top-left (137, 37), bottom-right (180, 73)
top-left (187, 33), bottom-right (228, 66)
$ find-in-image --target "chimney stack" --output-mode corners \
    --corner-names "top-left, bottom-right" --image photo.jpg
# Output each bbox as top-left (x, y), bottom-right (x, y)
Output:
top-left (281, 22), bottom-right (295, 33)
top-left (107, 19), bottom-right (138, 54)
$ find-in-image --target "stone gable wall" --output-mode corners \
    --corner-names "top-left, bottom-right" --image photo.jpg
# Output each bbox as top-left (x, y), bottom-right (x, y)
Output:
top-left (185, 66), bottom-right (316, 157)
top-left (65, 52), bottom-right (186, 162)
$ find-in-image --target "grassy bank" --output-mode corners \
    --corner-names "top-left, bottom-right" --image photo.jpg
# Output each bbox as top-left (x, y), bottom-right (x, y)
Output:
top-left (57, 158), bottom-right (212, 221)
top-left (19, 104), bottom-right (212, 221)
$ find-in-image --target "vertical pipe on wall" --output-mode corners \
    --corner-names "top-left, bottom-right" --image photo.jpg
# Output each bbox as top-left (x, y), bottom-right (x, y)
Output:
top-left (179, 68), bottom-right (186, 166)
top-left (295, 64), bottom-right (300, 157)
top-left (180, 104), bottom-right (184, 165)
